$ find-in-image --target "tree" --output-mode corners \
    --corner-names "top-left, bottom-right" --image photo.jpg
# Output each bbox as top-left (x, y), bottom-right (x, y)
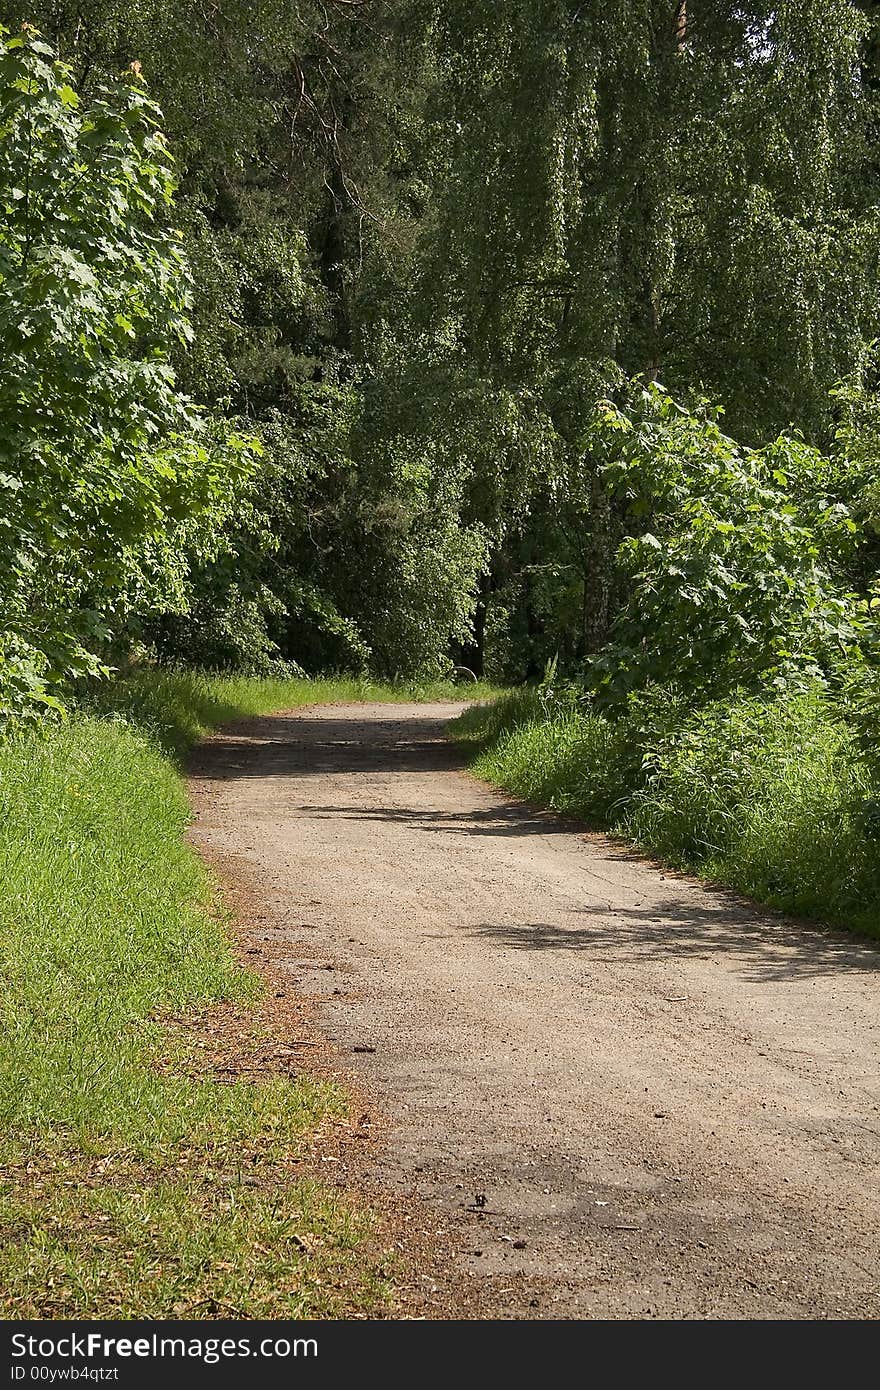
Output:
top-left (393, 0), bottom-right (880, 675)
top-left (0, 25), bottom-right (253, 719)
top-left (6, 2), bottom-right (880, 690)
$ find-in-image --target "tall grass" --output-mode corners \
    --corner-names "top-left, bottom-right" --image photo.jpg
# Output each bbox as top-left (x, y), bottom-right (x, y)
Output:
top-left (0, 716), bottom-right (329, 1150)
top-left (451, 685), bottom-right (880, 938)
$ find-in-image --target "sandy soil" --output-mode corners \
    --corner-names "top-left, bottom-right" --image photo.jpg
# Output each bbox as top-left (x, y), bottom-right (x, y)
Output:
top-left (187, 702), bottom-right (880, 1320)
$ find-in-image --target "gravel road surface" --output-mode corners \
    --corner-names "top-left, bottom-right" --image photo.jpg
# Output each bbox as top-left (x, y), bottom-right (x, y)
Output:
top-left (188, 702), bottom-right (880, 1319)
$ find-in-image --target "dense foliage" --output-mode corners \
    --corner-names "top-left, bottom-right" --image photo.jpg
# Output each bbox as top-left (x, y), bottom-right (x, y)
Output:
top-left (2, 3), bottom-right (880, 732)
top-left (0, 25), bottom-right (254, 718)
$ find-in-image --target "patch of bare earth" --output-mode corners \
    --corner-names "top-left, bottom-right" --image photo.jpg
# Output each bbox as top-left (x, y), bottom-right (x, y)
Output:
top-left (186, 703), bottom-right (880, 1320)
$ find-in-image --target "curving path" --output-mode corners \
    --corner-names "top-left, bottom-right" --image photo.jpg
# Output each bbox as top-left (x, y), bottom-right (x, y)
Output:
top-left (188, 702), bottom-right (880, 1319)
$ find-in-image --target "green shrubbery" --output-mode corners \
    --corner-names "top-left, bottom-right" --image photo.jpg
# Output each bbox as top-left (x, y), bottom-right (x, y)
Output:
top-left (0, 29), bottom-right (256, 724)
top-left (627, 689), bottom-right (877, 922)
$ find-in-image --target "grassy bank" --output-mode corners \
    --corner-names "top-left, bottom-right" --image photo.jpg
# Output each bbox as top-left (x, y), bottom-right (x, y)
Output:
top-left (451, 686), bottom-right (880, 940)
top-left (0, 668), bottom-right (485, 1317)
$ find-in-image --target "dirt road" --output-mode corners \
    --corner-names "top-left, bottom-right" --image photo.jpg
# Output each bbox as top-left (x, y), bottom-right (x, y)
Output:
top-left (188, 702), bottom-right (880, 1319)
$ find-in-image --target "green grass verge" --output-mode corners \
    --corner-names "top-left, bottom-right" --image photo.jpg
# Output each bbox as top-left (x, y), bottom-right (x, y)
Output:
top-left (451, 685), bottom-right (880, 939)
top-left (2, 666), bottom-right (489, 1317)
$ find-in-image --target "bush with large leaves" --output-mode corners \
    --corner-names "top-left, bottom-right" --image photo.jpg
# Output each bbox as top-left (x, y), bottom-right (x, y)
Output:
top-left (590, 382), bottom-right (872, 704)
top-left (0, 26), bottom-right (254, 721)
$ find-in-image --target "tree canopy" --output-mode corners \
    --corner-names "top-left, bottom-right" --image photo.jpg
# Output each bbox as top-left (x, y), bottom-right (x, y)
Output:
top-left (2, 2), bottom-right (880, 712)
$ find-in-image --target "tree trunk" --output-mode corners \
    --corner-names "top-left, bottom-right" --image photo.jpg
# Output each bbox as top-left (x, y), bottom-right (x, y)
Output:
top-left (318, 158), bottom-right (352, 353)
top-left (581, 470), bottom-right (612, 656)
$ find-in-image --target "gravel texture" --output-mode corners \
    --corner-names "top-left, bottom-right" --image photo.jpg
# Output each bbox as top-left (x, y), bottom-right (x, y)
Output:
top-left (188, 702), bottom-right (880, 1319)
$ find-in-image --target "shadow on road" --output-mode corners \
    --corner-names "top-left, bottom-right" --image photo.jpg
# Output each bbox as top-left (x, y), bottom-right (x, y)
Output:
top-left (190, 709), bottom-right (880, 984)
top-left (189, 715), bottom-right (464, 778)
top-left (465, 910), bottom-right (880, 983)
